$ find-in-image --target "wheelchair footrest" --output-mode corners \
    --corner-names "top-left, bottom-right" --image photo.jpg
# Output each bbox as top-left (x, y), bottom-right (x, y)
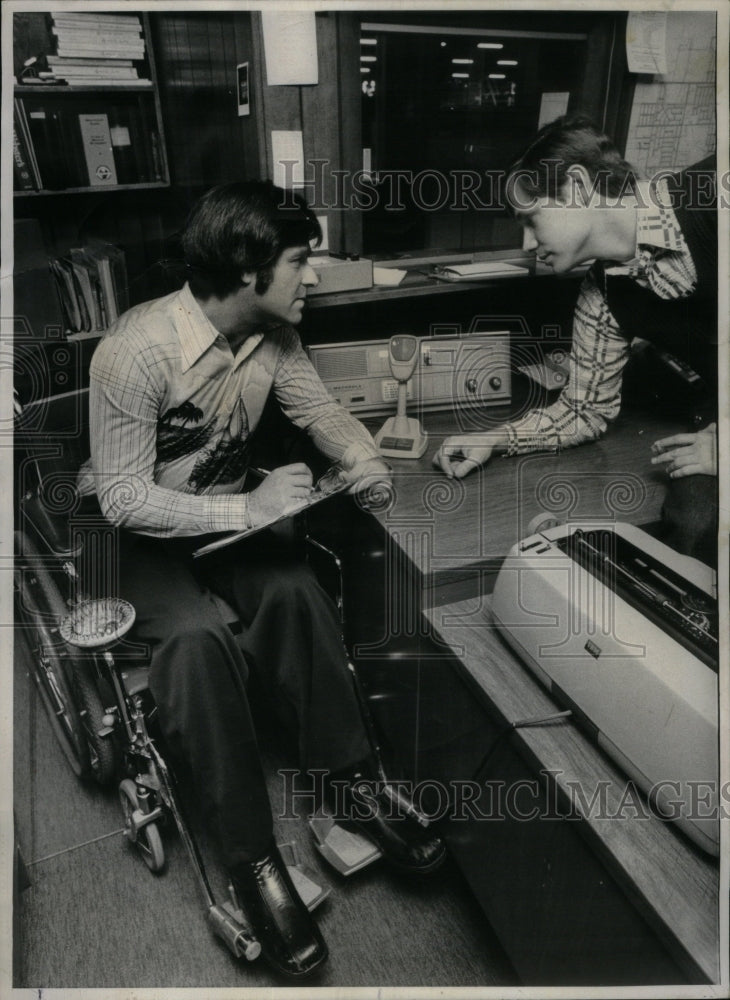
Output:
top-left (308, 807), bottom-right (383, 876)
top-left (278, 841), bottom-right (331, 910)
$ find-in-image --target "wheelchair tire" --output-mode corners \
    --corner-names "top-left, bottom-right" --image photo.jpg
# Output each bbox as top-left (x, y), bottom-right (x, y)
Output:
top-left (74, 660), bottom-right (117, 787)
top-left (119, 778), bottom-right (165, 873)
top-left (14, 532), bottom-right (91, 780)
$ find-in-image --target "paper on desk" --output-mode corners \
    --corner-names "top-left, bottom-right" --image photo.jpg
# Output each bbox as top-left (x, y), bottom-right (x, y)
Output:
top-left (373, 266), bottom-right (407, 286)
top-left (626, 12), bottom-right (667, 74)
top-left (432, 261), bottom-right (529, 281)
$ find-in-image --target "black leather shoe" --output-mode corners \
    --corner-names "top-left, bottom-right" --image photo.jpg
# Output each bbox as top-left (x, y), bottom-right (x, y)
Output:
top-left (331, 775), bottom-right (447, 875)
top-left (230, 842), bottom-right (328, 979)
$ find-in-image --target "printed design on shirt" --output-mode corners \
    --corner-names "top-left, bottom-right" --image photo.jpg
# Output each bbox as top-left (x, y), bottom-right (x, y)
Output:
top-left (188, 398), bottom-right (253, 492)
top-left (157, 401), bottom-right (216, 463)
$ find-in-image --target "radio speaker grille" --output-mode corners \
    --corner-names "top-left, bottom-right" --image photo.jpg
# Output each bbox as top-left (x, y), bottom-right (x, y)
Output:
top-left (315, 348), bottom-right (369, 380)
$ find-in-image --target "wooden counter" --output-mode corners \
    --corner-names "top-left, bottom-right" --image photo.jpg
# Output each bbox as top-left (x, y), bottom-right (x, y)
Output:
top-left (424, 596), bottom-right (720, 984)
top-left (347, 405), bottom-right (721, 985)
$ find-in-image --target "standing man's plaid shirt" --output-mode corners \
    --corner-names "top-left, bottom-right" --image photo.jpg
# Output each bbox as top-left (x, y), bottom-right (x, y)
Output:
top-left (77, 282), bottom-right (380, 537)
top-left (503, 179), bottom-right (698, 456)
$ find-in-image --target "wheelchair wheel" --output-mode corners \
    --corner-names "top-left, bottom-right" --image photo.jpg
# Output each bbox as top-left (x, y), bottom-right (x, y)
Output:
top-left (119, 778), bottom-right (165, 873)
top-left (14, 532), bottom-right (90, 779)
top-left (74, 660), bottom-right (117, 786)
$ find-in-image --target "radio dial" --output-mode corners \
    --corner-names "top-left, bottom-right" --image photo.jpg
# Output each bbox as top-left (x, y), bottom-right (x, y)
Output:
top-left (489, 376), bottom-right (502, 390)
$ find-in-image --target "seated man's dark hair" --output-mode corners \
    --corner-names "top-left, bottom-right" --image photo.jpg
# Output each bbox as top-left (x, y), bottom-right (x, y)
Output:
top-left (182, 180), bottom-right (322, 298)
top-left (508, 114), bottom-right (638, 203)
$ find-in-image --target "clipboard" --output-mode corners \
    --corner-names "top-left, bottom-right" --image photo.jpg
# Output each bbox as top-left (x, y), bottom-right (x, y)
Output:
top-left (192, 466), bottom-right (349, 559)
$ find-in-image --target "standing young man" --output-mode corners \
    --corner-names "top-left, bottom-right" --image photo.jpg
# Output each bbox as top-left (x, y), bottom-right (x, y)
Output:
top-left (78, 181), bottom-right (445, 979)
top-left (433, 115), bottom-right (718, 566)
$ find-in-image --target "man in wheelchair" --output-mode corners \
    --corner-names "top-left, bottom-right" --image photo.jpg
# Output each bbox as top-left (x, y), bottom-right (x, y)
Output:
top-left (73, 181), bottom-right (446, 978)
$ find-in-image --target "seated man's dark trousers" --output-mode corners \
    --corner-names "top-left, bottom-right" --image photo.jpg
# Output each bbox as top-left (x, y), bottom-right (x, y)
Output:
top-left (113, 527), bottom-right (371, 870)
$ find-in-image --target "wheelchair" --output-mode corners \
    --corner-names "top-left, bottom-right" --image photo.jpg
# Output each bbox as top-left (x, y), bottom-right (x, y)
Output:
top-left (13, 392), bottom-right (409, 965)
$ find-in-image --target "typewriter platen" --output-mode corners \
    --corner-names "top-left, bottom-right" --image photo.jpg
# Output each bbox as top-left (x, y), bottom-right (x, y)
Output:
top-left (492, 522), bottom-right (719, 855)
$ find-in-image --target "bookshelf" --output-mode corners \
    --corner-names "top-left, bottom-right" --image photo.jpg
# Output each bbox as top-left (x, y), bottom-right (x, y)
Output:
top-left (13, 10), bottom-right (169, 195)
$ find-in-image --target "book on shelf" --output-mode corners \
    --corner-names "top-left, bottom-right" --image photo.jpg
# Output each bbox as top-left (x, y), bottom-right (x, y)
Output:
top-left (46, 61), bottom-right (140, 78)
top-left (47, 68), bottom-right (140, 80)
top-left (50, 257), bottom-right (89, 332)
top-left (49, 243), bottom-right (128, 338)
top-left (78, 113), bottom-right (119, 186)
top-left (50, 12), bottom-right (143, 28)
top-left (14, 93), bottom-right (161, 190)
top-left (50, 12), bottom-right (147, 61)
top-left (46, 58), bottom-right (136, 68)
top-left (69, 248), bottom-right (106, 331)
top-left (13, 99), bottom-right (42, 189)
top-left (13, 112), bottom-right (38, 190)
top-left (52, 34), bottom-right (144, 51)
top-left (59, 79), bottom-right (153, 88)
top-left (13, 127), bottom-right (36, 190)
top-left (55, 46), bottom-right (146, 59)
top-left (50, 13), bottom-right (142, 21)
top-left (51, 25), bottom-right (143, 39)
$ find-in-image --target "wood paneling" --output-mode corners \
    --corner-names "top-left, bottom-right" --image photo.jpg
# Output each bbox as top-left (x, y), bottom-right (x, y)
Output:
top-left (151, 11), bottom-right (261, 187)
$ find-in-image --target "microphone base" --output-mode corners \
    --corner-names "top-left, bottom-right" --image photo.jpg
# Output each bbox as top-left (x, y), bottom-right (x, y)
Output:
top-left (374, 415), bottom-right (429, 459)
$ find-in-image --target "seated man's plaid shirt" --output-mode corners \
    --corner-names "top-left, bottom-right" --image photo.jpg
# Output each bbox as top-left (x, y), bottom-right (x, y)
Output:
top-left (78, 282), bottom-right (379, 537)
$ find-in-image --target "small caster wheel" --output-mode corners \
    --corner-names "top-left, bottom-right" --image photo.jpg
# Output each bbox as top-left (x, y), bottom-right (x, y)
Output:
top-left (119, 778), bottom-right (165, 873)
top-left (526, 512), bottom-right (563, 537)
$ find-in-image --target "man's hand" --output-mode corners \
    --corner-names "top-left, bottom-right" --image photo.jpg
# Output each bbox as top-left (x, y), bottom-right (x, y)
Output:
top-left (651, 422), bottom-right (717, 478)
top-left (432, 433), bottom-right (503, 479)
top-left (341, 457), bottom-right (393, 501)
top-left (248, 463), bottom-right (313, 525)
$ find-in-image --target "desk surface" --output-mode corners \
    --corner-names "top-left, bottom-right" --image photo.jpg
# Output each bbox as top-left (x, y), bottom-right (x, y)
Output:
top-left (308, 254), bottom-right (585, 309)
top-left (365, 407), bottom-right (718, 982)
top-left (365, 407), bottom-right (687, 601)
top-left (424, 597), bottom-right (720, 984)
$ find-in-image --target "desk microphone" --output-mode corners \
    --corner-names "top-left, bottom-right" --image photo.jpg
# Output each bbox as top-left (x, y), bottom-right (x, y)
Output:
top-left (374, 335), bottom-right (428, 459)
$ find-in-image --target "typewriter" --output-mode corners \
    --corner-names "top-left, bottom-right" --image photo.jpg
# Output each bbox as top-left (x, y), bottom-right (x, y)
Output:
top-left (492, 522), bottom-right (719, 855)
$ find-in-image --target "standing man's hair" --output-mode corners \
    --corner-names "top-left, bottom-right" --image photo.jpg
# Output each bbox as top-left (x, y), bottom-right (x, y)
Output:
top-left (508, 114), bottom-right (638, 202)
top-left (182, 181), bottom-right (322, 298)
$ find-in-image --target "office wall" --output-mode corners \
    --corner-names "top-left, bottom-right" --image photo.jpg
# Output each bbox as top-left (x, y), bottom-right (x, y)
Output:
top-left (152, 11), bottom-right (261, 188)
top-left (624, 12), bottom-right (716, 175)
top-left (251, 12), bottom-right (362, 253)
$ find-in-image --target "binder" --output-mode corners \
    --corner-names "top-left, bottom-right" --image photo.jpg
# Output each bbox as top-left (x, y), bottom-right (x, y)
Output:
top-left (25, 103), bottom-right (73, 189)
top-left (13, 99), bottom-right (42, 188)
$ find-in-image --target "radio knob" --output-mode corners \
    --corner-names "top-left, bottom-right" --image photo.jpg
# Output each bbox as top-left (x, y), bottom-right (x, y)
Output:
top-left (489, 376), bottom-right (502, 390)
top-left (466, 377), bottom-right (478, 393)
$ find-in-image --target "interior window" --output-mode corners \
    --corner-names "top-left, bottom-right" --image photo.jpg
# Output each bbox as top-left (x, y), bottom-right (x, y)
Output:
top-left (360, 16), bottom-right (600, 258)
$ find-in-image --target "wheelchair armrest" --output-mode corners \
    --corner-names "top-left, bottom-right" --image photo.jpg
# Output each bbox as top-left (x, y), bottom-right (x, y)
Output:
top-left (18, 492), bottom-right (82, 560)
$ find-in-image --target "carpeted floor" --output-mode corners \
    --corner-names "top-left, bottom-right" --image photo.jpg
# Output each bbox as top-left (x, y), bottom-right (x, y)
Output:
top-left (14, 632), bottom-right (518, 990)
